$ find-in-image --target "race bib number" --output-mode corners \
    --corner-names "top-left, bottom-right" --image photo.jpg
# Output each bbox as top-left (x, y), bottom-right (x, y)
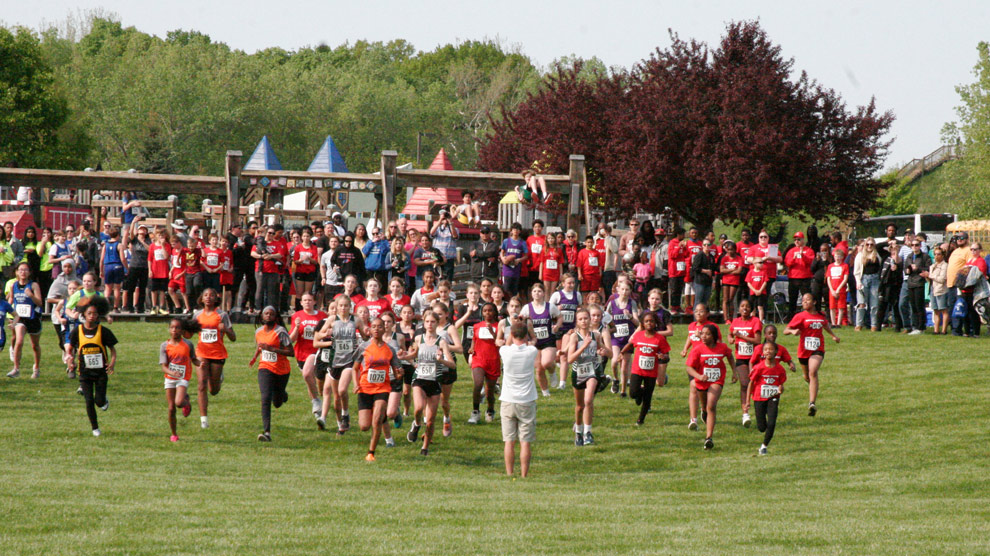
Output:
top-left (803, 336), bottom-right (822, 351)
top-left (562, 310), bottom-right (575, 323)
top-left (760, 384), bottom-right (780, 398)
top-left (830, 267), bottom-right (842, 278)
top-left (418, 362), bottom-right (437, 380)
top-left (200, 329), bottom-right (218, 343)
top-left (369, 307), bottom-right (381, 319)
top-left (367, 369), bottom-right (387, 384)
top-left (638, 355), bottom-right (655, 370)
top-left (477, 327), bottom-right (494, 340)
top-left (574, 362), bottom-right (595, 379)
top-left (167, 363), bottom-right (185, 379)
top-left (466, 326), bottom-right (474, 340)
top-left (689, 333), bottom-right (700, 343)
top-left (223, 260), bottom-right (231, 271)
top-left (84, 352), bottom-right (104, 369)
top-left (261, 350), bottom-right (278, 363)
top-left (738, 342), bottom-right (753, 356)
top-left (335, 338), bottom-right (354, 353)
top-left (545, 259), bottom-right (557, 270)
top-left (302, 326), bottom-right (315, 341)
top-left (589, 257), bottom-right (599, 267)
top-left (614, 323), bottom-right (629, 337)
top-left (319, 349), bottom-right (331, 363)
top-left (703, 367), bottom-right (721, 382)
top-left (154, 249), bottom-right (167, 261)
top-left (532, 243), bottom-right (542, 254)
top-left (206, 255), bottom-right (219, 267)
top-left (676, 261), bottom-right (686, 272)
top-left (15, 304), bottom-right (32, 318)
top-left (535, 327), bottom-right (549, 340)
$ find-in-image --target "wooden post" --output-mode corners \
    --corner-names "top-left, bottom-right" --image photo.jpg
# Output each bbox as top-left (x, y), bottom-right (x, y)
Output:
top-left (568, 155), bottom-right (587, 234)
top-left (381, 150), bottom-right (398, 227)
top-left (223, 150), bottom-right (242, 235)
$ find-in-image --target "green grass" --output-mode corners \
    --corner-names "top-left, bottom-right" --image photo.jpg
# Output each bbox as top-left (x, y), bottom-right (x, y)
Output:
top-left (1, 322), bottom-right (988, 555)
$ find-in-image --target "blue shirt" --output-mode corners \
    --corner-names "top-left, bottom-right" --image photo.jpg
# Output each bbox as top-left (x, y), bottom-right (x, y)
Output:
top-left (362, 239), bottom-right (391, 272)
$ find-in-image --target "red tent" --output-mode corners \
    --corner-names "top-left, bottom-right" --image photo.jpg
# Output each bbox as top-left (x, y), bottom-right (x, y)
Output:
top-left (0, 210), bottom-right (37, 237)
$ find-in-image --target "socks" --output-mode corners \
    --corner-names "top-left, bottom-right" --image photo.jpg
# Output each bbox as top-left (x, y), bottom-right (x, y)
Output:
top-left (584, 425), bottom-right (592, 434)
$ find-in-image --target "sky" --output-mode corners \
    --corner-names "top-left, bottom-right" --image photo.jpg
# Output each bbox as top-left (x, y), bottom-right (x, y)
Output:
top-left (4, 0), bottom-right (988, 170)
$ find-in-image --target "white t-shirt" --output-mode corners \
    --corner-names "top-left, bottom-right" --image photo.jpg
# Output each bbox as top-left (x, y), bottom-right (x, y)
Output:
top-left (499, 344), bottom-right (538, 403)
top-left (320, 250), bottom-right (340, 285)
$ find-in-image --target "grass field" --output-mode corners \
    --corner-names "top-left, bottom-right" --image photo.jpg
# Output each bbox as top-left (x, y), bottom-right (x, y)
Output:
top-left (1, 321), bottom-right (988, 555)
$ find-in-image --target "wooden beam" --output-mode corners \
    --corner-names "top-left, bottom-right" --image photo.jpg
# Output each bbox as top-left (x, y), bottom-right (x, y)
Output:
top-left (381, 150), bottom-right (397, 227)
top-left (90, 199), bottom-right (178, 209)
top-left (568, 155), bottom-right (587, 234)
top-left (0, 168), bottom-right (224, 194)
top-left (395, 168), bottom-right (570, 193)
top-left (240, 170), bottom-right (381, 182)
top-left (224, 150), bottom-right (242, 235)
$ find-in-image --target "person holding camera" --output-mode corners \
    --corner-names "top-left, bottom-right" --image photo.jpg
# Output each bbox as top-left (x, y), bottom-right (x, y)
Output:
top-left (470, 226), bottom-right (499, 281)
top-left (431, 210), bottom-right (459, 282)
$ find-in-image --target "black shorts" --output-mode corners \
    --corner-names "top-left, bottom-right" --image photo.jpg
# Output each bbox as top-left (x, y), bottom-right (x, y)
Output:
top-left (295, 271), bottom-right (318, 282)
top-left (201, 357), bottom-right (226, 366)
top-left (315, 364), bottom-right (329, 381)
top-left (17, 317), bottom-right (42, 335)
top-left (438, 365), bottom-right (457, 385)
top-left (329, 365), bottom-right (348, 381)
top-left (357, 391), bottom-right (389, 410)
top-left (412, 379), bottom-right (442, 397)
top-left (571, 370), bottom-right (603, 390)
top-left (390, 378), bottom-right (402, 393)
top-left (798, 351), bottom-right (825, 366)
top-left (401, 364), bottom-right (415, 385)
top-left (749, 294), bottom-right (767, 309)
top-left (150, 277), bottom-right (169, 292)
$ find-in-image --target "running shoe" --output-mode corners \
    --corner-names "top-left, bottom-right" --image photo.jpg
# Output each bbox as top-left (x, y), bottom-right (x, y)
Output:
top-left (758, 446), bottom-right (768, 456)
top-left (494, 383), bottom-right (501, 395)
top-left (468, 410), bottom-right (480, 424)
top-left (341, 414), bottom-right (351, 431)
top-left (385, 437), bottom-right (395, 448)
top-left (258, 432), bottom-right (271, 442)
top-left (610, 380), bottom-right (620, 394)
top-left (311, 398), bottom-right (321, 417)
top-left (99, 400), bottom-right (109, 411)
top-left (556, 381), bottom-right (566, 390)
top-left (336, 428), bottom-right (345, 436)
top-left (92, 429), bottom-right (101, 437)
top-left (575, 432), bottom-right (584, 447)
top-left (742, 413), bottom-right (752, 428)
top-left (67, 368), bottom-right (76, 379)
top-left (688, 419), bottom-right (698, 430)
top-left (620, 392), bottom-right (627, 398)
top-left (364, 452), bottom-right (376, 462)
top-left (31, 368), bottom-right (40, 379)
top-left (485, 409), bottom-right (494, 422)
top-left (407, 423), bottom-right (420, 443)
top-left (808, 402), bottom-right (817, 417)
top-left (394, 413), bottom-right (403, 428)
top-left (6, 368), bottom-right (19, 379)
top-left (76, 386), bottom-right (83, 396)
top-left (201, 417), bottom-right (209, 429)
top-left (316, 417), bottom-right (326, 430)
top-left (541, 389), bottom-right (551, 398)
top-left (583, 432), bottom-right (594, 446)
top-left (704, 437), bottom-right (714, 450)
top-left (420, 448), bottom-right (428, 456)
top-left (182, 403), bottom-right (191, 418)
top-left (909, 329), bottom-right (923, 335)
top-left (701, 411), bottom-right (708, 424)
top-left (443, 420), bottom-right (452, 437)
top-left (170, 435), bottom-right (179, 442)
top-left (8, 345), bottom-right (14, 363)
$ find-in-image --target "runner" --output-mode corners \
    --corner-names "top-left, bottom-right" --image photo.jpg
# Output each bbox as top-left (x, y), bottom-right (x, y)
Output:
top-left (468, 303), bottom-right (501, 424)
top-left (490, 284), bottom-right (508, 319)
top-left (607, 282), bottom-right (639, 397)
top-left (409, 269), bottom-right (439, 316)
top-left (318, 295), bottom-right (359, 435)
top-left (405, 310), bottom-right (456, 455)
top-left (68, 298), bottom-right (118, 436)
top-left (380, 312), bottom-right (407, 447)
top-left (397, 304), bottom-right (417, 420)
top-left (685, 324), bottom-right (734, 449)
top-left (784, 292), bottom-right (840, 416)
top-left (728, 299), bottom-right (762, 427)
top-left (496, 296), bottom-right (535, 347)
top-left (160, 318), bottom-right (197, 441)
top-left (564, 307), bottom-right (610, 446)
top-left (622, 312), bottom-right (670, 426)
top-left (351, 318), bottom-right (403, 462)
top-left (6, 262), bottom-right (43, 379)
top-left (356, 278), bottom-right (391, 320)
top-left (750, 324), bottom-right (797, 373)
top-left (744, 342), bottom-right (787, 455)
top-left (431, 301), bottom-right (462, 437)
top-left (520, 283), bottom-right (561, 397)
top-left (679, 303), bottom-right (722, 430)
top-left (248, 306), bottom-right (293, 441)
top-left (192, 288), bottom-right (236, 429)
top-left (386, 277), bottom-right (411, 316)
top-left (289, 292), bottom-right (328, 419)
top-left (455, 284), bottom-right (484, 419)
top-left (550, 274), bottom-right (582, 388)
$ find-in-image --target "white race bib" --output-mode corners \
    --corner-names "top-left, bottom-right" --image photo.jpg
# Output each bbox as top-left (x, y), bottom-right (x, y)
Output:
top-left (319, 349), bottom-right (331, 363)
top-left (302, 326), bottom-right (315, 340)
top-left (615, 323), bottom-right (629, 337)
top-left (760, 384), bottom-right (780, 398)
top-left (84, 352), bottom-right (104, 369)
top-left (261, 350), bottom-right (278, 363)
top-left (15, 304), bottom-right (32, 318)
top-left (367, 369), bottom-right (387, 384)
top-left (562, 310), bottom-right (575, 323)
top-left (335, 338), bottom-right (354, 353)
top-left (676, 261), bottom-right (686, 272)
top-left (829, 267), bottom-right (842, 278)
top-left (532, 243), bottom-right (542, 254)
top-left (154, 249), bottom-right (167, 261)
top-left (200, 329), bottom-right (218, 343)
top-left (574, 362), bottom-right (595, 379)
top-left (703, 367), bottom-right (721, 382)
top-left (638, 355), bottom-right (655, 370)
top-left (418, 362), bottom-right (437, 380)
top-left (545, 259), bottom-right (557, 270)
top-left (535, 327), bottom-right (549, 340)
top-left (167, 363), bottom-right (186, 379)
top-left (477, 326), bottom-right (494, 340)
top-left (223, 260), bottom-right (231, 271)
top-left (738, 342), bottom-right (753, 356)
top-left (803, 336), bottom-right (822, 351)
top-left (466, 326), bottom-right (474, 340)
top-left (589, 257), bottom-right (599, 267)
top-left (206, 255), bottom-right (219, 267)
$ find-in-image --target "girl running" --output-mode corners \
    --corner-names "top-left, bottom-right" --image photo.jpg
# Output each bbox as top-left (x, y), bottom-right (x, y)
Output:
top-left (685, 324), bottom-right (734, 450)
top-left (398, 304), bottom-right (417, 419)
top-left (248, 306), bottom-right (293, 442)
top-left (193, 288), bottom-right (236, 429)
top-left (456, 284), bottom-right (484, 422)
top-left (356, 278), bottom-right (391, 320)
top-left (410, 269), bottom-right (438, 316)
top-left (468, 303), bottom-right (500, 423)
top-left (8, 262), bottom-right (43, 379)
top-left (564, 307), bottom-right (611, 446)
top-left (520, 283), bottom-right (561, 397)
top-left (351, 318), bottom-right (403, 462)
top-left (160, 318), bottom-right (197, 441)
top-left (622, 312), bottom-right (670, 426)
top-left (784, 293), bottom-right (840, 416)
top-left (290, 292), bottom-right (328, 419)
top-left (491, 284), bottom-right (508, 319)
top-left (745, 342), bottom-right (787, 455)
top-left (496, 296), bottom-right (535, 347)
top-left (729, 299), bottom-right (761, 427)
top-left (386, 277), bottom-right (411, 316)
top-left (68, 298), bottom-right (118, 436)
top-left (318, 295), bottom-right (359, 435)
top-left (607, 282), bottom-right (638, 397)
top-left (750, 324), bottom-right (797, 373)
top-left (380, 312), bottom-right (407, 446)
top-left (405, 310), bottom-right (456, 456)
top-left (431, 301), bottom-right (462, 437)
top-left (550, 274), bottom-right (582, 388)
top-left (680, 303), bottom-right (721, 430)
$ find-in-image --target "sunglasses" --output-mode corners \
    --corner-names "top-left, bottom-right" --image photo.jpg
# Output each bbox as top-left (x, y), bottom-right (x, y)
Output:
top-left (912, 243), bottom-right (921, 247)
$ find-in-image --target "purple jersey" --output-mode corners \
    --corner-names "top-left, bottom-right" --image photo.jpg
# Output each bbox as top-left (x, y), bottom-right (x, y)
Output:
top-left (501, 238), bottom-right (528, 278)
top-left (608, 297), bottom-right (637, 346)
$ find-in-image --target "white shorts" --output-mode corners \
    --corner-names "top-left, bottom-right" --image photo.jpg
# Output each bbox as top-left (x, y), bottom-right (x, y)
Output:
top-left (164, 377), bottom-right (189, 389)
top-left (683, 282), bottom-right (695, 295)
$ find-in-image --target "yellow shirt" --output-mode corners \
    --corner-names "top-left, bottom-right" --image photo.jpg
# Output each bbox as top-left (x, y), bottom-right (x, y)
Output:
top-left (947, 248), bottom-right (970, 288)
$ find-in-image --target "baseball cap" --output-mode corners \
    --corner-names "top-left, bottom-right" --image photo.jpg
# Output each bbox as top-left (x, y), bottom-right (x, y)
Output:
top-left (332, 212), bottom-right (342, 218)
top-left (655, 228), bottom-right (666, 236)
top-left (793, 231), bottom-right (805, 239)
top-left (480, 225), bottom-right (492, 234)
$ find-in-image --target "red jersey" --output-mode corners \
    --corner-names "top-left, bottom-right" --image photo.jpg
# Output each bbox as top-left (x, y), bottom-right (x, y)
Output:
top-left (291, 310), bottom-right (327, 362)
top-left (746, 244), bottom-right (778, 279)
top-left (254, 241), bottom-right (287, 274)
top-left (357, 297), bottom-right (392, 320)
top-left (273, 238), bottom-right (291, 275)
top-left (785, 246), bottom-right (815, 279)
top-left (720, 254), bottom-right (745, 286)
top-left (526, 235), bottom-right (546, 273)
top-left (183, 247), bottom-right (202, 275)
top-left (686, 342), bottom-right (733, 390)
top-left (386, 294), bottom-right (411, 315)
top-left (577, 248), bottom-right (601, 291)
top-left (202, 247), bottom-right (223, 273)
top-left (293, 243), bottom-right (319, 274)
top-left (737, 241), bottom-right (755, 268)
top-left (750, 342), bottom-right (792, 367)
top-left (148, 242), bottom-right (171, 280)
top-left (563, 240), bottom-right (579, 267)
top-left (788, 310), bottom-right (828, 358)
top-left (746, 268), bottom-right (770, 295)
top-left (169, 248), bottom-right (185, 280)
top-left (471, 321), bottom-right (500, 366)
top-left (220, 249), bottom-right (234, 285)
top-left (826, 263), bottom-right (848, 292)
top-left (729, 315), bottom-right (762, 359)
top-left (630, 330), bottom-right (670, 378)
top-left (749, 360), bottom-right (787, 401)
top-left (667, 238), bottom-right (686, 278)
top-left (541, 246), bottom-right (565, 282)
top-left (687, 320), bottom-right (722, 349)
top-left (683, 239), bottom-right (704, 280)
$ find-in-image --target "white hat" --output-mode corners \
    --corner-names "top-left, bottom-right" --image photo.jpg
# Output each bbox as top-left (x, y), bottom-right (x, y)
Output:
top-left (171, 219), bottom-right (188, 230)
top-left (332, 212), bottom-right (342, 219)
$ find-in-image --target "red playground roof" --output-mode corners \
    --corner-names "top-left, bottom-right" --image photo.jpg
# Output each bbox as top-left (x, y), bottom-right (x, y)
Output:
top-left (401, 187), bottom-right (479, 234)
top-left (428, 148), bottom-right (453, 170)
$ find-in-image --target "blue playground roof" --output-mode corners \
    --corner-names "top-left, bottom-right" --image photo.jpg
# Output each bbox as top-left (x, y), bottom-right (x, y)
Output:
top-left (307, 135), bottom-right (349, 173)
top-left (243, 136), bottom-right (283, 171)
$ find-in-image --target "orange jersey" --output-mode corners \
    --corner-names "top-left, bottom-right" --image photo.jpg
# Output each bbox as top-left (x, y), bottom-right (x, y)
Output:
top-left (256, 325), bottom-right (291, 375)
top-left (160, 338), bottom-right (195, 381)
top-left (355, 339), bottom-right (399, 395)
top-left (195, 309), bottom-right (231, 360)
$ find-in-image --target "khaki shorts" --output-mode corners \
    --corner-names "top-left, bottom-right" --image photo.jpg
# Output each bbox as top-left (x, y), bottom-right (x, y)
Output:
top-left (683, 282), bottom-right (695, 295)
top-left (500, 401), bottom-right (536, 443)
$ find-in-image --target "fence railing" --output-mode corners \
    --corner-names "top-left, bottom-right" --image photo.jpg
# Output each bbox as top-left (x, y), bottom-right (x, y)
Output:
top-left (897, 144), bottom-right (962, 180)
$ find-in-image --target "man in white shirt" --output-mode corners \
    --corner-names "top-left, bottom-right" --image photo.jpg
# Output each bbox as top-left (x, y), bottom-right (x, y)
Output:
top-left (499, 323), bottom-right (538, 478)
